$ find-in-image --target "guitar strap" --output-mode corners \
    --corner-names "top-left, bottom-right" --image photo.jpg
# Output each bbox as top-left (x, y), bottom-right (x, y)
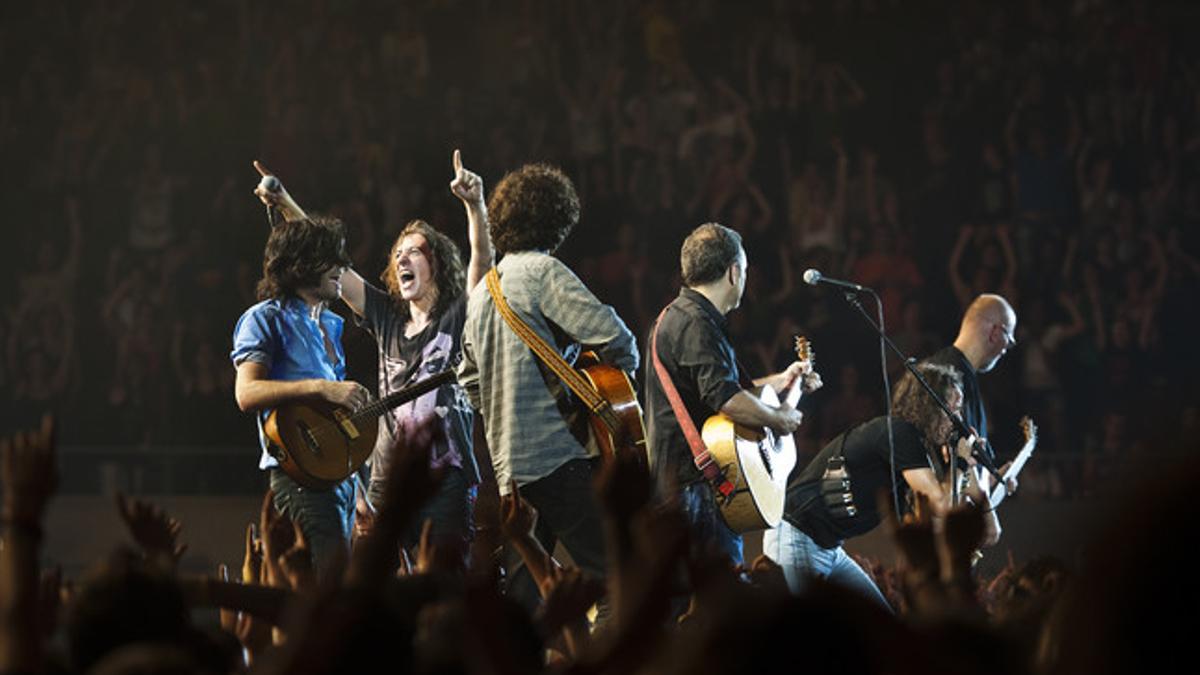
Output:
top-left (484, 268), bottom-right (618, 430)
top-left (650, 307), bottom-right (736, 499)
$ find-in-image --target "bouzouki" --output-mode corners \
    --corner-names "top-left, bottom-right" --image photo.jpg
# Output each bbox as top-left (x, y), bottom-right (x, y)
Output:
top-left (264, 369), bottom-right (456, 489)
top-left (702, 337), bottom-right (818, 533)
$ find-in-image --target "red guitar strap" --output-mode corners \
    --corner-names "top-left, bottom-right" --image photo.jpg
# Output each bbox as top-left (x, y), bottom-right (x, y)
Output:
top-left (651, 307), bottom-right (736, 498)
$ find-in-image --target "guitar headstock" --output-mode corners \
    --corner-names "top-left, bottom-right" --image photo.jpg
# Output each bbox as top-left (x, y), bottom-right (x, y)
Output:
top-left (792, 335), bottom-right (823, 394)
top-left (794, 336), bottom-right (813, 365)
top-left (1019, 416), bottom-right (1038, 444)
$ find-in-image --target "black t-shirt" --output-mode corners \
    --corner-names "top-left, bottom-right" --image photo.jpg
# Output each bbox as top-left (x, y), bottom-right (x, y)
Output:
top-left (926, 346), bottom-right (990, 457)
top-left (644, 288), bottom-right (748, 488)
top-left (783, 416), bottom-right (934, 548)
top-left (357, 283), bottom-right (479, 486)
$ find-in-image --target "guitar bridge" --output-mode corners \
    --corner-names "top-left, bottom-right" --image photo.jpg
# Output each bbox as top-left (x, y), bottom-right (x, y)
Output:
top-left (333, 409), bottom-right (360, 440)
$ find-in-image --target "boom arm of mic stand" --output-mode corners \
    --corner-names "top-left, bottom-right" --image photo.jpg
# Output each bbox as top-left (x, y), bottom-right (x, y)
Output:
top-left (836, 291), bottom-right (1002, 482)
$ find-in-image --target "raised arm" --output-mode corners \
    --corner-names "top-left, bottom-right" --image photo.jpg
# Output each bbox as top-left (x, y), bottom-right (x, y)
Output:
top-left (449, 149), bottom-right (493, 290)
top-left (0, 416), bottom-right (58, 674)
top-left (252, 160), bottom-right (309, 223)
top-left (948, 225), bottom-right (974, 309)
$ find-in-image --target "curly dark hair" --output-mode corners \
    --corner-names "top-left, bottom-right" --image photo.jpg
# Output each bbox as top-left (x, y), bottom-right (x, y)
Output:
top-left (890, 363), bottom-right (963, 449)
top-left (487, 163), bottom-right (580, 254)
top-left (680, 222), bottom-right (744, 286)
top-left (382, 219), bottom-right (466, 320)
top-left (255, 215), bottom-right (351, 301)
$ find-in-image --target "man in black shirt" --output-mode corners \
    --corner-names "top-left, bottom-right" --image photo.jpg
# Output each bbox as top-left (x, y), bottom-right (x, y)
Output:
top-left (645, 223), bottom-right (809, 567)
top-left (925, 293), bottom-right (1018, 462)
top-left (763, 363), bottom-right (1001, 609)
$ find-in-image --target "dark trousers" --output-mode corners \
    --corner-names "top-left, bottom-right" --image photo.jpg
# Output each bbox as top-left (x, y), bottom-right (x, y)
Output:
top-left (506, 458), bottom-right (609, 623)
top-left (269, 469), bottom-right (355, 576)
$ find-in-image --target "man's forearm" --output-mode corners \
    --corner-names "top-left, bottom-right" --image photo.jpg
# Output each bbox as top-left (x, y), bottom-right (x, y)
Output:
top-left (720, 390), bottom-right (788, 430)
top-left (235, 378), bottom-right (324, 413)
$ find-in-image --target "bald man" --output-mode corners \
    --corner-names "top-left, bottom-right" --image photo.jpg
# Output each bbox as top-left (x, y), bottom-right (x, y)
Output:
top-left (925, 294), bottom-right (1017, 462)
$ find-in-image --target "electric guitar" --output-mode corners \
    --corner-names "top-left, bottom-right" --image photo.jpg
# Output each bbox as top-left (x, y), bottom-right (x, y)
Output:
top-left (985, 416), bottom-right (1038, 509)
top-left (701, 337), bottom-right (818, 533)
top-left (264, 369), bottom-right (456, 489)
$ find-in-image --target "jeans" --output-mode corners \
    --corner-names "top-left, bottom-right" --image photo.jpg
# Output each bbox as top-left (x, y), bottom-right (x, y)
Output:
top-left (679, 481), bottom-right (743, 567)
top-left (762, 520), bottom-right (892, 612)
top-left (506, 458), bottom-right (609, 623)
top-left (370, 467), bottom-right (477, 555)
top-left (269, 470), bottom-right (356, 577)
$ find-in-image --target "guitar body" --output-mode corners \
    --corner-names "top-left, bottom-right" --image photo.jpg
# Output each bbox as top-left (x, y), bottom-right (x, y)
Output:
top-left (576, 351), bottom-right (649, 464)
top-left (701, 385), bottom-right (797, 533)
top-left (265, 401), bottom-right (380, 489)
top-left (263, 369), bottom-right (457, 490)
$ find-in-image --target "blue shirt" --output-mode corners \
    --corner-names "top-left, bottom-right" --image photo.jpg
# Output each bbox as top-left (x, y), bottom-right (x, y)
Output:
top-left (231, 297), bottom-right (347, 469)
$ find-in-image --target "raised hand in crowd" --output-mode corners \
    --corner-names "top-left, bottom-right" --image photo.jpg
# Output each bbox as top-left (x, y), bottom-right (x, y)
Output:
top-left (498, 479), bottom-right (555, 588)
top-left (535, 559), bottom-right (605, 658)
top-left (115, 492), bottom-right (188, 572)
top-left (257, 489), bottom-right (315, 590)
top-left (0, 414), bottom-right (57, 674)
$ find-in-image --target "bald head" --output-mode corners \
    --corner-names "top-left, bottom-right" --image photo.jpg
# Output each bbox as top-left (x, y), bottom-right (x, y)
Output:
top-left (955, 294), bottom-right (1017, 372)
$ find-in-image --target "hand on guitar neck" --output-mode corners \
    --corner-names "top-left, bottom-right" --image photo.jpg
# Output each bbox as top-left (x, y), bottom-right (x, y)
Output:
top-left (755, 336), bottom-right (823, 434)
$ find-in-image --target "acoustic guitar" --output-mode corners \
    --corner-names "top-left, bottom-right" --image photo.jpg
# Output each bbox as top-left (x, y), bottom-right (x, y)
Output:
top-left (702, 337), bottom-right (817, 533)
top-left (572, 350), bottom-right (649, 463)
top-left (264, 369), bottom-right (455, 489)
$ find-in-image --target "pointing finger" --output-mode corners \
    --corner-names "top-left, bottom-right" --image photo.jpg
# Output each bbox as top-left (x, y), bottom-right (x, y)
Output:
top-left (253, 160), bottom-right (273, 178)
top-left (452, 149), bottom-right (463, 174)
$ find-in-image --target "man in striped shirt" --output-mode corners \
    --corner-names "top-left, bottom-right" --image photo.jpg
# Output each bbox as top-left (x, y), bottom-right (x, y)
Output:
top-left (457, 163), bottom-right (638, 619)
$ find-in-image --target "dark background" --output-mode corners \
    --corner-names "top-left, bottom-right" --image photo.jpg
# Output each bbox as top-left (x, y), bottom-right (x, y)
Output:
top-left (3, 0), bottom-right (1198, 497)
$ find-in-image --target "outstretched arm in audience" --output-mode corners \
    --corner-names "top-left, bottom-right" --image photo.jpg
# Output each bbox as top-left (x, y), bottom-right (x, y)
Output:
top-left (0, 415), bottom-right (58, 674)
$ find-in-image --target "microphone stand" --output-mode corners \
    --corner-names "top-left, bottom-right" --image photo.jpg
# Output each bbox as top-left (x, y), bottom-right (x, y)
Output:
top-left (834, 290), bottom-right (1001, 506)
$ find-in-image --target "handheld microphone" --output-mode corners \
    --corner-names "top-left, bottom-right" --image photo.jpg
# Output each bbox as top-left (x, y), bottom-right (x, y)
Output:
top-left (802, 269), bottom-right (868, 292)
top-left (259, 175), bottom-right (282, 227)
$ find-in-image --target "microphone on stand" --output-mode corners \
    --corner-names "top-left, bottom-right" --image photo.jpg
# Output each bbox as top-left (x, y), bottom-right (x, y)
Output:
top-left (802, 268), bottom-right (870, 293)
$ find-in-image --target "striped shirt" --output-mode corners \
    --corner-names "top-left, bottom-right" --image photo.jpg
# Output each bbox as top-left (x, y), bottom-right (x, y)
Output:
top-left (457, 251), bottom-right (638, 494)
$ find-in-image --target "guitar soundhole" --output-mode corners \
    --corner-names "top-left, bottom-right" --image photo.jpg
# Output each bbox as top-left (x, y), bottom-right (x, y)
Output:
top-left (298, 421), bottom-right (321, 456)
top-left (759, 441), bottom-right (774, 478)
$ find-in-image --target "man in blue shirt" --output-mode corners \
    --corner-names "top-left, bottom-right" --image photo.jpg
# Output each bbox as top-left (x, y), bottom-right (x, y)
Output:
top-left (231, 216), bottom-right (370, 574)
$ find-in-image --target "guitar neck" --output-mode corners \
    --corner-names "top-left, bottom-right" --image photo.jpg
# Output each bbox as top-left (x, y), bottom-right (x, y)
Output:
top-left (988, 437), bottom-right (1036, 510)
top-left (782, 381), bottom-right (803, 409)
top-left (355, 369), bottom-right (456, 421)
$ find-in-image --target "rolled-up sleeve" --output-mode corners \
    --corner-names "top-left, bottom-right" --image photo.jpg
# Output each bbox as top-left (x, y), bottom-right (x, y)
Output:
top-left (231, 306), bottom-right (276, 370)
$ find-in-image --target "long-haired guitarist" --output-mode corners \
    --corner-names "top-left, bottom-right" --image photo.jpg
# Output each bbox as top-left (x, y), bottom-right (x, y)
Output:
top-left (231, 215), bottom-right (368, 574)
top-left (763, 363), bottom-right (1003, 610)
top-left (252, 151), bottom-right (492, 565)
top-left (456, 162), bottom-right (639, 621)
top-left (644, 223), bottom-right (814, 568)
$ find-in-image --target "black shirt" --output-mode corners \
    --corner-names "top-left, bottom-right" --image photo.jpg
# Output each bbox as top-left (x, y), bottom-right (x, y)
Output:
top-left (925, 346), bottom-right (991, 458)
top-left (357, 283), bottom-right (479, 485)
top-left (783, 417), bottom-right (934, 548)
top-left (644, 288), bottom-right (747, 488)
